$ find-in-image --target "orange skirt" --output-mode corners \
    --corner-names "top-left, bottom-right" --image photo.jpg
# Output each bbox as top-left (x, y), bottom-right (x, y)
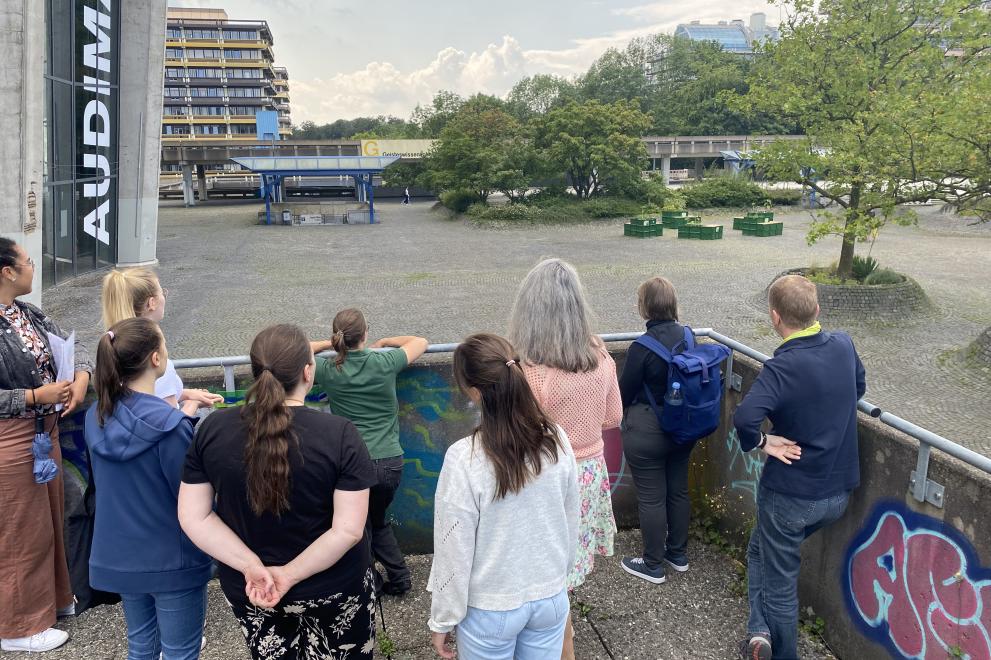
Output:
top-left (0, 416), bottom-right (73, 638)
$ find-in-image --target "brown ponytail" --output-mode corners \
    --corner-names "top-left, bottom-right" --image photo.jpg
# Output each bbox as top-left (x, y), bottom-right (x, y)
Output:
top-left (242, 324), bottom-right (312, 516)
top-left (453, 333), bottom-right (563, 500)
top-left (330, 308), bottom-right (367, 371)
top-left (93, 317), bottom-right (164, 426)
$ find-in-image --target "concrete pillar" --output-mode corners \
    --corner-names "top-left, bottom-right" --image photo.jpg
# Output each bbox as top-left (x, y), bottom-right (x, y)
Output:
top-left (0, 0), bottom-right (45, 304)
top-left (196, 165), bottom-right (209, 202)
top-left (694, 158), bottom-right (705, 181)
top-left (181, 165), bottom-right (196, 207)
top-left (660, 157), bottom-right (671, 186)
top-left (116, 0), bottom-right (167, 267)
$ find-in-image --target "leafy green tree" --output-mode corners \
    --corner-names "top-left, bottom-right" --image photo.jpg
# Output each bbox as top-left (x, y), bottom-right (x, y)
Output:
top-left (534, 99), bottom-right (651, 199)
top-left (577, 43), bottom-right (652, 107)
top-left (423, 103), bottom-right (529, 201)
top-left (507, 74), bottom-right (579, 122)
top-left (739, 0), bottom-right (991, 278)
top-left (291, 116), bottom-right (416, 139)
top-left (410, 90), bottom-right (465, 137)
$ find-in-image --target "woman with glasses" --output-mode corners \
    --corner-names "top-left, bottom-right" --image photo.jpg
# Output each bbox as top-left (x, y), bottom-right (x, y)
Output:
top-left (101, 269), bottom-right (221, 415)
top-left (0, 238), bottom-right (93, 653)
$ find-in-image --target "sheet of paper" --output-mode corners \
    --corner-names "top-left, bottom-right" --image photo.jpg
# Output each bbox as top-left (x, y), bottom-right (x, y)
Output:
top-left (46, 331), bottom-right (75, 411)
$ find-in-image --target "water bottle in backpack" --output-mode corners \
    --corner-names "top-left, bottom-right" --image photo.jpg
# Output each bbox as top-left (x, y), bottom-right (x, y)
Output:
top-left (664, 382), bottom-right (683, 407)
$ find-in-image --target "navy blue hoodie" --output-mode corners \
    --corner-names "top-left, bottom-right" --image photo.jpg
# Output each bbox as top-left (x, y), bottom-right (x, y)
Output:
top-left (733, 331), bottom-right (866, 499)
top-left (84, 391), bottom-right (212, 594)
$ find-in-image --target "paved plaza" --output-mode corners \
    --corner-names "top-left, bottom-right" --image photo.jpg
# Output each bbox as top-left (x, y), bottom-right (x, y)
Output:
top-left (44, 198), bottom-right (991, 453)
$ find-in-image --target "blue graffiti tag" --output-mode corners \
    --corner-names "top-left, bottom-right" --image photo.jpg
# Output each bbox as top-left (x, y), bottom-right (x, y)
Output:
top-left (725, 427), bottom-right (763, 502)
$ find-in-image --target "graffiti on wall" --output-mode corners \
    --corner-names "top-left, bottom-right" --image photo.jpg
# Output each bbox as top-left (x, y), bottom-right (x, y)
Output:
top-left (845, 501), bottom-right (991, 660)
top-left (725, 428), bottom-right (763, 502)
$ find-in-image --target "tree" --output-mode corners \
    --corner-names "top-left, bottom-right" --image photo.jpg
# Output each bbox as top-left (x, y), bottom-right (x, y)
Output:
top-left (423, 102), bottom-right (529, 201)
top-left (410, 90), bottom-right (465, 137)
top-left (290, 116), bottom-right (415, 139)
top-left (740, 0), bottom-right (991, 278)
top-left (534, 99), bottom-right (651, 199)
top-left (506, 74), bottom-right (578, 122)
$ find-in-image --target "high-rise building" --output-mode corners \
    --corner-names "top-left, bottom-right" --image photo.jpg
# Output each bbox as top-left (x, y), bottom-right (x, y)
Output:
top-left (162, 8), bottom-right (291, 142)
top-left (673, 13), bottom-right (780, 55)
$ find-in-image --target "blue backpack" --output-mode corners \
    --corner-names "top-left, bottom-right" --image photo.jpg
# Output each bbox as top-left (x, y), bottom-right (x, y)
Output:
top-left (634, 327), bottom-right (732, 445)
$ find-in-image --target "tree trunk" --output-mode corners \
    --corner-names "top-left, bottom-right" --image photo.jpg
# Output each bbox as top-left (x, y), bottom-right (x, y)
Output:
top-left (836, 183), bottom-right (861, 279)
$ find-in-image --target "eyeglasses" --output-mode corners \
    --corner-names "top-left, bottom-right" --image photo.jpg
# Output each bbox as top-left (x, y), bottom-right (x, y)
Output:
top-left (17, 258), bottom-right (35, 269)
top-left (160, 288), bottom-right (170, 299)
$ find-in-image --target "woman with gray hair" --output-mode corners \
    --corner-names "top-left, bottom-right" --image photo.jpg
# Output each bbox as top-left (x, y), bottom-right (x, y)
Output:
top-left (508, 258), bottom-right (622, 660)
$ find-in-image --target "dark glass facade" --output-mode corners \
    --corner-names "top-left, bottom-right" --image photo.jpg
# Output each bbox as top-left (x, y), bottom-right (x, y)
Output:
top-left (43, 0), bottom-right (120, 287)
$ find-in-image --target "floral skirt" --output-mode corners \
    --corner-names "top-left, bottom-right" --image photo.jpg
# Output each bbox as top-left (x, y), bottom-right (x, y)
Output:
top-left (568, 455), bottom-right (617, 589)
top-left (228, 569), bottom-right (376, 660)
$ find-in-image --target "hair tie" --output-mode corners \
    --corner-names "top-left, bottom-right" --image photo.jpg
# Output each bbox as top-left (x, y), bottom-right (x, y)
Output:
top-left (106, 330), bottom-right (115, 342)
top-left (505, 359), bottom-right (516, 367)
top-left (333, 330), bottom-right (345, 341)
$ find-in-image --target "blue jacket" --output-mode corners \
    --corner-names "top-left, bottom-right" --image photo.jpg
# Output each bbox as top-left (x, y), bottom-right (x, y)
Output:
top-left (84, 392), bottom-right (212, 594)
top-left (733, 331), bottom-right (866, 499)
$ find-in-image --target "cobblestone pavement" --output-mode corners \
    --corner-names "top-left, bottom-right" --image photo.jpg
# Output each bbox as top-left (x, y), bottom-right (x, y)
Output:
top-left (7, 530), bottom-right (834, 660)
top-left (43, 199), bottom-right (991, 454)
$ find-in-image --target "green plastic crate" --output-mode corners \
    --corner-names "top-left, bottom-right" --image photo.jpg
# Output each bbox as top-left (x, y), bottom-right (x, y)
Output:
top-left (624, 223), bottom-right (662, 238)
top-left (700, 224), bottom-right (724, 240)
top-left (661, 209), bottom-right (688, 220)
top-left (630, 217), bottom-right (657, 227)
top-left (677, 225), bottom-right (702, 239)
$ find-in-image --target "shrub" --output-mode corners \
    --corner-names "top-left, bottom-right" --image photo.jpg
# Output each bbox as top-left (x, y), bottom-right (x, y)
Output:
top-left (581, 197), bottom-right (645, 218)
top-left (683, 177), bottom-right (768, 208)
top-left (851, 255), bottom-right (879, 282)
top-left (864, 269), bottom-right (906, 285)
top-left (764, 188), bottom-right (803, 206)
top-left (439, 189), bottom-right (482, 213)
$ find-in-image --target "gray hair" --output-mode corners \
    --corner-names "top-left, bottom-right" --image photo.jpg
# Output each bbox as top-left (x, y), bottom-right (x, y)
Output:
top-left (507, 258), bottom-right (599, 373)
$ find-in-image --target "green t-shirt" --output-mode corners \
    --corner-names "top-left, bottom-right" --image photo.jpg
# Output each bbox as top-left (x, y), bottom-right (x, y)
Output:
top-left (314, 348), bottom-right (408, 460)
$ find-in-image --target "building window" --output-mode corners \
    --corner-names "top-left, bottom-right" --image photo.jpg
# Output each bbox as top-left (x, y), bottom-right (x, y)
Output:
top-left (222, 29), bottom-right (257, 40)
top-left (185, 48), bottom-right (222, 59)
top-left (229, 106), bottom-right (259, 115)
top-left (167, 27), bottom-right (182, 39)
top-left (185, 28), bottom-right (220, 40)
top-left (163, 106), bottom-right (189, 115)
top-left (165, 47), bottom-right (183, 59)
top-left (228, 68), bottom-right (263, 79)
top-left (224, 49), bottom-right (261, 60)
top-left (230, 124), bottom-right (257, 135)
top-left (165, 87), bottom-right (184, 98)
top-left (165, 67), bottom-right (184, 78)
top-left (163, 125), bottom-right (190, 135)
top-left (188, 68), bottom-right (223, 78)
top-left (193, 124), bottom-right (227, 135)
top-left (228, 87), bottom-right (262, 97)
top-left (188, 87), bottom-right (222, 97)
top-left (192, 106), bottom-right (225, 116)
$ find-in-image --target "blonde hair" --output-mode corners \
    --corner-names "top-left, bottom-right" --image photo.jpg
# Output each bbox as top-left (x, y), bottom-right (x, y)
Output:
top-left (101, 268), bottom-right (160, 330)
top-left (768, 275), bottom-right (819, 328)
top-left (637, 277), bottom-right (679, 322)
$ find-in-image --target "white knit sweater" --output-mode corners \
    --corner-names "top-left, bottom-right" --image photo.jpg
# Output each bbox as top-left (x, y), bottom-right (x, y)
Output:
top-left (427, 428), bottom-right (580, 633)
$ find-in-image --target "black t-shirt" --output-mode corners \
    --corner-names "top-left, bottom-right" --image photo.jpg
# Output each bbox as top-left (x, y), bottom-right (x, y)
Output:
top-left (182, 405), bottom-right (376, 603)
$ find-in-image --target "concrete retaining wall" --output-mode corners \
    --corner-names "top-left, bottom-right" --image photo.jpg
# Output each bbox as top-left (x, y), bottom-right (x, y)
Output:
top-left (56, 347), bottom-right (991, 658)
top-left (769, 270), bottom-right (933, 321)
top-left (970, 327), bottom-right (991, 367)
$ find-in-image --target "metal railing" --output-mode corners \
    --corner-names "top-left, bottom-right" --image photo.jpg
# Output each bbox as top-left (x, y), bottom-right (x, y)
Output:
top-left (172, 328), bottom-right (991, 507)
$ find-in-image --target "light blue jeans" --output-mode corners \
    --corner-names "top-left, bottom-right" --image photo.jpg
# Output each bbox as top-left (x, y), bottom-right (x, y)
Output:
top-left (456, 589), bottom-right (570, 660)
top-left (119, 585), bottom-right (207, 660)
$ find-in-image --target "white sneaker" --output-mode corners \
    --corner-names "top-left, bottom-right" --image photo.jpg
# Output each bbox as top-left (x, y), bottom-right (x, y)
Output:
top-left (1, 628), bottom-right (70, 652)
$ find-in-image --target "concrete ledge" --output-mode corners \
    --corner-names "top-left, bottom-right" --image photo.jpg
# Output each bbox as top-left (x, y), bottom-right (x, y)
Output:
top-left (969, 326), bottom-right (991, 366)
top-left (768, 268), bottom-right (933, 321)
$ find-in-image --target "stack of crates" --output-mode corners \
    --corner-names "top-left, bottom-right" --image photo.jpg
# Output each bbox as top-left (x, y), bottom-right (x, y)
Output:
top-left (624, 216), bottom-right (663, 238)
top-left (733, 210), bottom-right (776, 231)
top-left (741, 220), bottom-right (783, 237)
top-left (678, 224), bottom-right (724, 240)
top-left (661, 209), bottom-right (690, 229)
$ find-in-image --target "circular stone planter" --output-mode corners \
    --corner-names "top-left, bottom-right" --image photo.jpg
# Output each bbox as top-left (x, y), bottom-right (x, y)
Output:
top-left (969, 327), bottom-right (991, 367)
top-left (765, 269), bottom-right (933, 322)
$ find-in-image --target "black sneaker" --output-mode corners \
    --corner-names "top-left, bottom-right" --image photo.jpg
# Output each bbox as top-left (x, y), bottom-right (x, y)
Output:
top-left (620, 557), bottom-right (666, 584)
top-left (737, 635), bottom-right (772, 660)
top-left (663, 553), bottom-right (689, 572)
top-left (382, 580), bottom-right (412, 596)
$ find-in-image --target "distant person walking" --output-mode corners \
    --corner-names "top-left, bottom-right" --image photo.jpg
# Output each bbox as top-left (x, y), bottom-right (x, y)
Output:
top-left (617, 277), bottom-right (694, 584)
top-left (85, 317), bottom-right (211, 660)
top-left (311, 309), bottom-right (427, 597)
top-left (428, 333), bottom-right (579, 660)
top-left (179, 324), bottom-right (377, 660)
top-left (0, 237), bottom-right (92, 654)
top-left (734, 275), bottom-right (865, 660)
top-left (507, 258), bottom-right (622, 660)
top-left (403, 187), bottom-right (411, 204)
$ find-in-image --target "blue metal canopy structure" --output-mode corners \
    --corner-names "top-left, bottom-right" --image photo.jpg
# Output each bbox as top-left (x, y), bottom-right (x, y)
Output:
top-left (231, 155), bottom-right (400, 225)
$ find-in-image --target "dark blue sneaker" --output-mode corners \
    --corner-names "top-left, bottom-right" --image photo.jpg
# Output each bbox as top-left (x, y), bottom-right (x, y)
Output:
top-left (738, 635), bottom-right (772, 660)
top-left (621, 557), bottom-right (666, 584)
top-left (663, 553), bottom-right (689, 572)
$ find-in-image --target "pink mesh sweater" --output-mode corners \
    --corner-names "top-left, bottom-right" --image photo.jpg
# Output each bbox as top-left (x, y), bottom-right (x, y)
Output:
top-left (522, 347), bottom-right (623, 461)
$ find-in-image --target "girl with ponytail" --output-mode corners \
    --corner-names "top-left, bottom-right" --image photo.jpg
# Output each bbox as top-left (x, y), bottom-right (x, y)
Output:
top-left (100, 268), bottom-right (221, 415)
top-left (310, 308), bottom-right (427, 596)
top-left (84, 317), bottom-right (212, 659)
top-left (179, 324), bottom-right (378, 660)
top-left (428, 333), bottom-right (580, 660)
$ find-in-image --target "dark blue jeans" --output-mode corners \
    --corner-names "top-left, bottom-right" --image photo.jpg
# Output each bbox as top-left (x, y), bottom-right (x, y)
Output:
top-left (747, 484), bottom-right (850, 660)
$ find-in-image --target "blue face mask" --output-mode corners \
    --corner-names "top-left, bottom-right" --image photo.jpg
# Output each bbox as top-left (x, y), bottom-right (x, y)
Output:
top-left (33, 415), bottom-right (59, 484)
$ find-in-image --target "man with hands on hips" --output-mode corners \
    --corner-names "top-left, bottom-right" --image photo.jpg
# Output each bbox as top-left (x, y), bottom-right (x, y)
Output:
top-left (733, 275), bottom-right (866, 660)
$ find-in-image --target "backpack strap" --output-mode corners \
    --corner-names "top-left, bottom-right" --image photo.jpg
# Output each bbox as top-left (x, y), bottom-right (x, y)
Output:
top-left (682, 326), bottom-right (696, 349)
top-left (634, 333), bottom-right (674, 363)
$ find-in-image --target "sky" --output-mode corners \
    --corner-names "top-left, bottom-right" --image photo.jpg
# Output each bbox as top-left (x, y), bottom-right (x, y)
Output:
top-left (167, 0), bottom-right (780, 125)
